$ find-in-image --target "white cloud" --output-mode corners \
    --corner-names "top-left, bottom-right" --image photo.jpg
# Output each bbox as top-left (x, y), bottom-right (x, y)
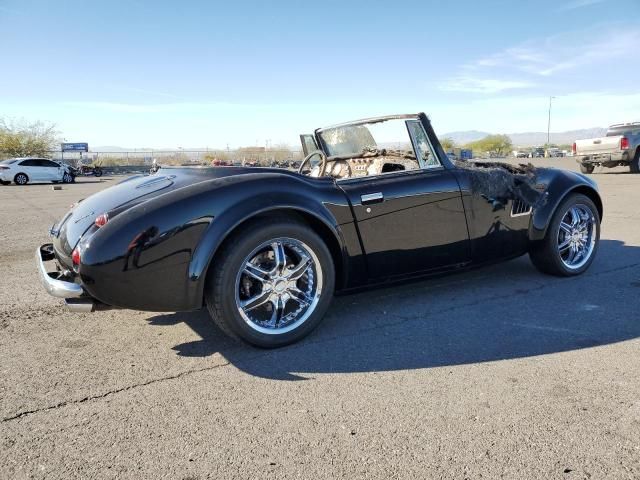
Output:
top-left (438, 26), bottom-right (639, 99)
top-left (440, 77), bottom-right (534, 93)
top-left (558, 0), bottom-right (608, 11)
top-left (61, 101), bottom-right (244, 114)
top-left (465, 27), bottom-right (640, 78)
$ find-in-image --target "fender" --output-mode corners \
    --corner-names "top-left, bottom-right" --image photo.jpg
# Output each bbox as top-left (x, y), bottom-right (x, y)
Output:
top-left (529, 168), bottom-right (602, 242)
top-left (184, 174), bottom-right (354, 309)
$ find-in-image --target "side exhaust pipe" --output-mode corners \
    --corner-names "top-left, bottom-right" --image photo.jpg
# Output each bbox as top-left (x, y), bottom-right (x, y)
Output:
top-left (64, 298), bottom-right (114, 313)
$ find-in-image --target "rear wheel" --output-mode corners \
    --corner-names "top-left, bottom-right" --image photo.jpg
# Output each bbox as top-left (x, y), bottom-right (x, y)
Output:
top-left (63, 172), bottom-right (74, 183)
top-left (93, 167), bottom-right (103, 177)
top-left (579, 163), bottom-right (594, 174)
top-left (530, 193), bottom-right (600, 276)
top-left (630, 149), bottom-right (640, 174)
top-left (205, 217), bottom-right (335, 348)
top-left (14, 173), bottom-right (28, 185)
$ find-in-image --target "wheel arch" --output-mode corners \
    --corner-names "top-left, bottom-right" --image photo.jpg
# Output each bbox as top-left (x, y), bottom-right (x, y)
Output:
top-left (189, 204), bottom-right (347, 309)
top-left (529, 182), bottom-right (602, 242)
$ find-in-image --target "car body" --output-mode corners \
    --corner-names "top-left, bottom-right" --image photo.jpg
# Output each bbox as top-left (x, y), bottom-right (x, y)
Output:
top-left (529, 147), bottom-right (545, 158)
top-left (547, 148), bottom-right (564, 158)
top-left (37, 113), bottom-right (603, 347)
top-left (513, 150), bottom-right (529, 158)
top-left (573, 122), bottom-right (640, 173)
top-left (0, 157), bottom-right (72, 185)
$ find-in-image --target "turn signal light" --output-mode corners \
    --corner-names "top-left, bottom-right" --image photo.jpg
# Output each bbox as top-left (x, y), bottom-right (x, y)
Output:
top-left (95, 213), bottom-right (109, 228)
top-left (72, 248), bottom-right (81, 266)
top-left (621, 137), bottom-right (629, 150)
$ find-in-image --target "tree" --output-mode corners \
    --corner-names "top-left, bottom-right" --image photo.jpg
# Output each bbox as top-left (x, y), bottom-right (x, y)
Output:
top-left (0, 118), bottom-right (59, 159)
top-left (465, 134), bottom-right (513, 157)
top-left (439, 137), bottom-right (456, 152)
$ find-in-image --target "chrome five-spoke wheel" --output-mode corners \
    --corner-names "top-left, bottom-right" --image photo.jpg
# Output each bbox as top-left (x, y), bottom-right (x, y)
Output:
top-left (235, 238), bottom-right (323, 334)
top-left (557, 204), bottom-right (596, 270)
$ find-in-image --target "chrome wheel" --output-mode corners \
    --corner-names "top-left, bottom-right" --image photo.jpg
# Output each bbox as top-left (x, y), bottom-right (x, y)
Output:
top-left (15, 174), bottom-right (27, 185)
top-left (235, 237), bottom-right (323, 335)
top-left (557, 204), bottom-right (596, 270)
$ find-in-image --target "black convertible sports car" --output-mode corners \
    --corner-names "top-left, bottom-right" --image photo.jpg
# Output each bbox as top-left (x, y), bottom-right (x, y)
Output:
top-left (37, 113), bottom-right (602, 347)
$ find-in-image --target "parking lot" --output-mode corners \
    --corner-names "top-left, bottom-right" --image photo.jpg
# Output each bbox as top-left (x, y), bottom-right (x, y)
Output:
top-left (1, 158), bottom-right (639, 479)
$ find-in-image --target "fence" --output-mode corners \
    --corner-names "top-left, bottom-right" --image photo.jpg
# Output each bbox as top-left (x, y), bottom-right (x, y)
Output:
top-left (46, 148), bottom-right (305, 168)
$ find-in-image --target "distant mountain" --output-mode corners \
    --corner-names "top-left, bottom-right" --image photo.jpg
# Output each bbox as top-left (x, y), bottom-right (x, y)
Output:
top-left (439, 130), bottom-right (490, 144)
top-left (507, 128), bottom-right (607, 146)
top-left (440, 128), bottom-right (607, 147)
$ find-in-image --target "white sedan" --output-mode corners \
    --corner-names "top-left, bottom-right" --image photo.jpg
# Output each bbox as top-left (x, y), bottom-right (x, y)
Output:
top-left (0, 157), bottom-right (74, 185)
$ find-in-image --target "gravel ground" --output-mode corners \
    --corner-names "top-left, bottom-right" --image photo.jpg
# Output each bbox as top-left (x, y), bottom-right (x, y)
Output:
top-left (1, 160), bottom-right (639, 479)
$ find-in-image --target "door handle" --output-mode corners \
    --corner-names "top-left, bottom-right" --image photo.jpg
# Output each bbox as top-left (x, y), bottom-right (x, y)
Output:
top-left (361, 192), bottom-right (384, 204)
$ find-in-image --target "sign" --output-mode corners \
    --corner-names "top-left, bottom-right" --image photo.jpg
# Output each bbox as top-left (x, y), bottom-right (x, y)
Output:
top-left (61, 142), bottom-right (89, 152)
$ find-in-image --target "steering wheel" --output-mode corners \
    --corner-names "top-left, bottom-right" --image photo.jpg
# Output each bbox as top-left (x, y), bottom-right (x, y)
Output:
top-left (298, 150), bottom-right (327, 177)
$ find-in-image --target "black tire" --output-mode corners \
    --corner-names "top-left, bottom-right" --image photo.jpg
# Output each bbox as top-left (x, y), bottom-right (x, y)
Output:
top-left (0, 180), bottom-right (10, 186)
top-left (579, 163), bottom-right (594, 174)
top-left (529, 193), bottom-right (600, 276)
top-left (63, 173), bottom-right (73, 183)
top-left (630, 149), bottom-right (640, 174)
top-left (205, 217), bottom-right (335, 348)
top-left (93, 167), bottom-right (103, 177)
top-left (14, 173), bottom-right (28, 185)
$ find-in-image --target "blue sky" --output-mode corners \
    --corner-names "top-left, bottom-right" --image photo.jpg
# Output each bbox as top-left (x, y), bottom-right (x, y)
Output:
top-left (1, 0), bottom-right (638, 148)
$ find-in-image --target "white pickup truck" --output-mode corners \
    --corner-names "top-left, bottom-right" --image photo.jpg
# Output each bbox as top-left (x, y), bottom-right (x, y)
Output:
top-left (573, 122), bottom-right (640, 174)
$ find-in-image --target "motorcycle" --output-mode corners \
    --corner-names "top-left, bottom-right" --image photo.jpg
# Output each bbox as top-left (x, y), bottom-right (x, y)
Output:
top-left (72, 164), bottom-right (103, 177)
top-left (149, 160), bottom-right (161, 174)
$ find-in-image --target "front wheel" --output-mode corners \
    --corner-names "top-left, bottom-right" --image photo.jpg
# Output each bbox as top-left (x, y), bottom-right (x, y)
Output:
top-left (93, 167), bottom-right (103, 177)
top-left (205, 217), bottom-right (335, 348)
top-left (579, 163), bottom-right (594, 174)
top-left (529, 193), bottom-right (600, 276)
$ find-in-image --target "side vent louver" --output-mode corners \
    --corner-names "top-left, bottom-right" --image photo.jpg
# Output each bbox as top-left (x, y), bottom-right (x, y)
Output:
top-left (511, 199), bottom-right (533, 217)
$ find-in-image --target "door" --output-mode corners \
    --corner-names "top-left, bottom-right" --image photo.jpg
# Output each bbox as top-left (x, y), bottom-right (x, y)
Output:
top-left (338, 121), bottom-right (470, 279)
top-left (18, 159), bottom-right (42, 180)
top-left (39, 159), bottom-right (63, 181)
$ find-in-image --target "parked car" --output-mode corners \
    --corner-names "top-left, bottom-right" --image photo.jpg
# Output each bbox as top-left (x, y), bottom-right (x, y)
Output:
top-left (529, 147), bottom-right (545, 158)
top-left (0, 157), bottom-right (73, 185)
top-left (573, 122), bottom-right (640, 174)
top-left (549, 149), bottom-right (565, 158)
top-left (513, 150), bottom-right (529, 158)
top-left (53, 161), bottom-right (76, 183)
top-left (37, 113), bottom-right (602, 348)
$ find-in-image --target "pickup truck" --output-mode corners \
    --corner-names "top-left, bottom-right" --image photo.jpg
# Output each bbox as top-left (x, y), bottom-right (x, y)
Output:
top-left (573, 122), bottom-right (640, 173)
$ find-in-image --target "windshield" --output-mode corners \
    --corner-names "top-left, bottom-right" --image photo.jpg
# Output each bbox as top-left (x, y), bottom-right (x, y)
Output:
top-left (318, 118), bottom-right (416, 158)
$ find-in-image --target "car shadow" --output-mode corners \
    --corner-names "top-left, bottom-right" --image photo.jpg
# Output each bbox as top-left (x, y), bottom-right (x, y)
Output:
top-left (148, 239), bottom-right (640, 380)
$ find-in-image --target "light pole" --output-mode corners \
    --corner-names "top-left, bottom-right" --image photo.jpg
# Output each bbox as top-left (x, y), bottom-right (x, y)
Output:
top-left (547, 96), bottom-right (556, 155)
